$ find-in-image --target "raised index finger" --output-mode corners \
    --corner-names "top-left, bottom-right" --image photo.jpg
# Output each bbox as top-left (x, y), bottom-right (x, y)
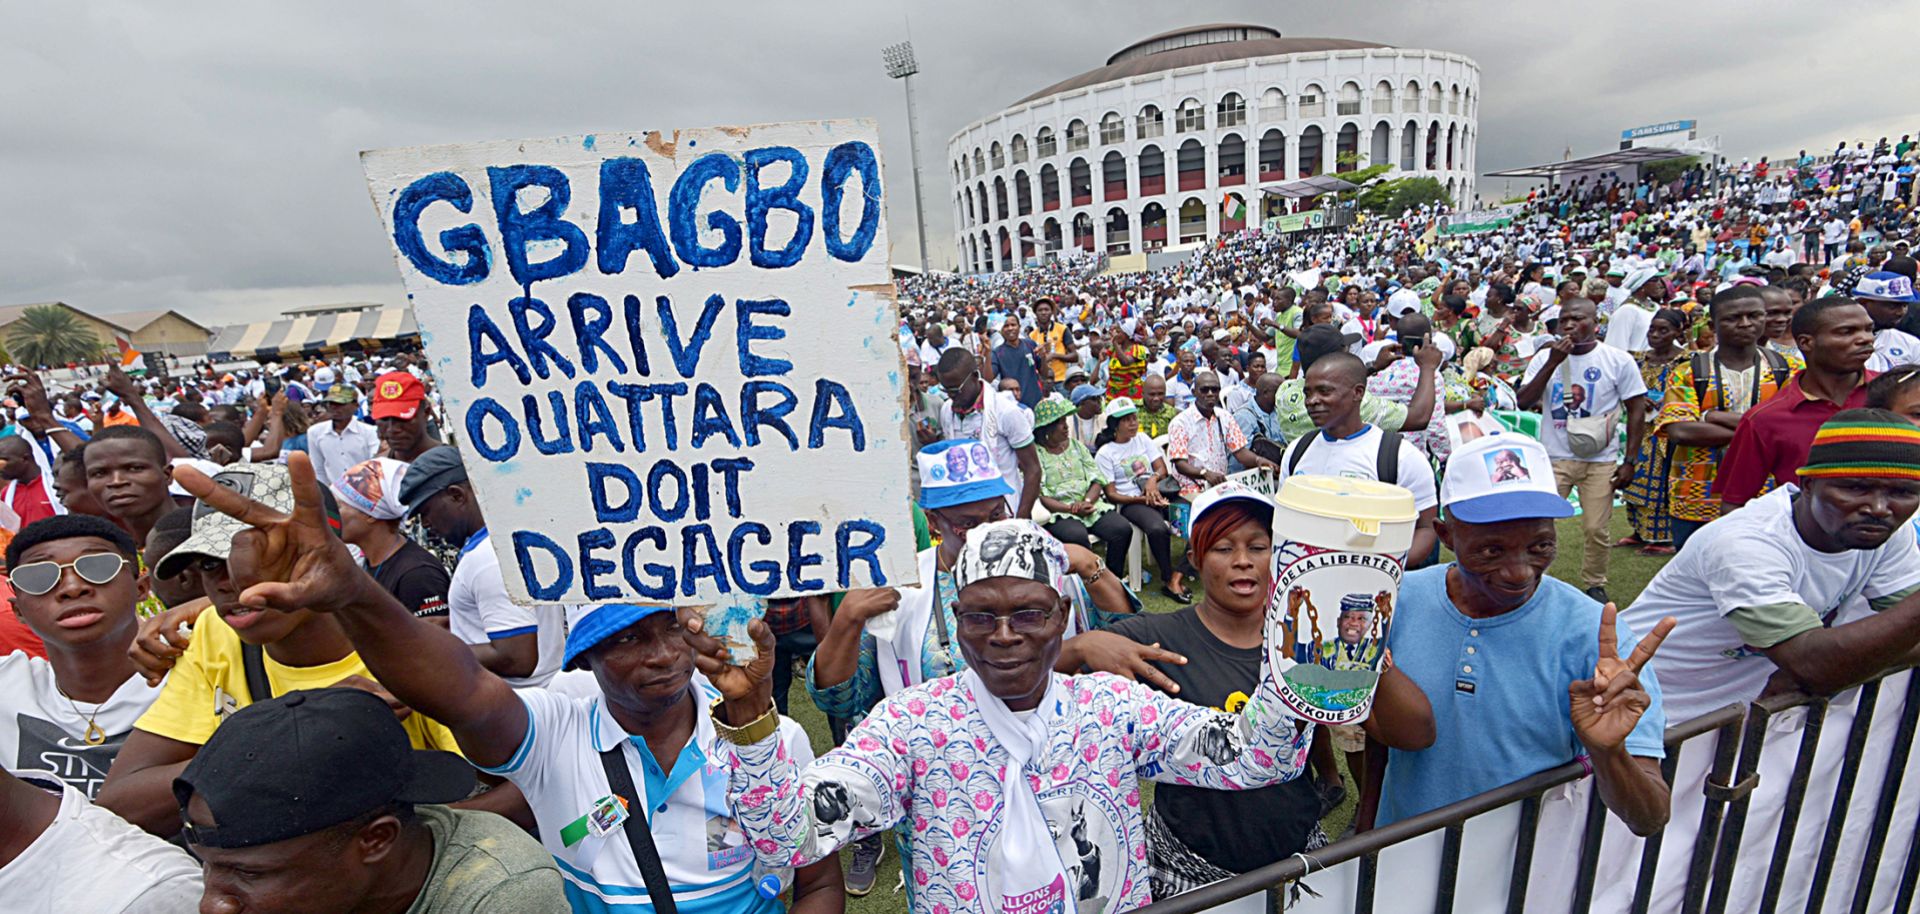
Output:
top-left (1596, 601), bottom-right (1620, 661)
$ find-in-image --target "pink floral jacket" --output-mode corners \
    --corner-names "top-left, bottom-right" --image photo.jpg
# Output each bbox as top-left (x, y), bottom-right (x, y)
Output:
top-left (724, 669), bottom-right (1311, 914)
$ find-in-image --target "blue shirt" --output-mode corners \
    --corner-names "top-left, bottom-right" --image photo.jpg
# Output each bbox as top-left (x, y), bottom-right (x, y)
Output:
top-left (1378, 565), bottom-right (1666, 827)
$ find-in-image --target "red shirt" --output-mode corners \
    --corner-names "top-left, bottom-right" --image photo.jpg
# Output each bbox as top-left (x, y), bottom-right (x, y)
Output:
top-left (1713, 371), bottom-right (1874, 507)
top-left (6, 477), bottom-right (57, 529)
top-left (0, 577), bottom-right (43, 658)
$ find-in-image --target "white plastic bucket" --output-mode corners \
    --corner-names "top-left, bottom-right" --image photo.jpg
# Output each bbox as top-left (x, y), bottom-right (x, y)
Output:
top-left (1265, 474), bottom-right (1419, 726)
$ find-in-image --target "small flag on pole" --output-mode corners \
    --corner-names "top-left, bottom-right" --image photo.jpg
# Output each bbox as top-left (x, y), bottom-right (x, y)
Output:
top-left (113, 335), bottom-right (146, 376)
top-left (1223, 193), bottom-right (1246, 222)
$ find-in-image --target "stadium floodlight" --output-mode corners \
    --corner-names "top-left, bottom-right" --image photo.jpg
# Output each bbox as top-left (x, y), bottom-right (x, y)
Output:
top-left (881, 41), bottom-right (930, 272)
top-left (881, 42), bottom-right (918, 79)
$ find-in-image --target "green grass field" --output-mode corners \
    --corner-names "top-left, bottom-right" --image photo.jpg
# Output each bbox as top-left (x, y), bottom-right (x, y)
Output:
top-left (780, 510), bottom-right (1670, 914)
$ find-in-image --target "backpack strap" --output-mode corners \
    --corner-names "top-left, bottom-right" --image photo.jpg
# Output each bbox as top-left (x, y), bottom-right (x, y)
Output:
top-left (1690, 351), bottom-right (1711, 405)
top-left (1287, 432), bottom-right (1316, 476)
top-left (599, 745), bottom-right (682, 914)
top-left (1376, 428), bottom-right (1402, 487)
top-left (239, 643), bottom-right (273, 704)
top-left (1761, 347), bottom-right (1791, 389)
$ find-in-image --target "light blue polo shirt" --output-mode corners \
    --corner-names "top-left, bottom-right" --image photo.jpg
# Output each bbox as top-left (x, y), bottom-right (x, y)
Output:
top-left (1378, 565), bottom-right (1666, 827)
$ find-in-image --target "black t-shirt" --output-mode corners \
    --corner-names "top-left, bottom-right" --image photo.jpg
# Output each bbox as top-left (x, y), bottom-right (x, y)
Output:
top-left (370, 540), bottom-right (450, 619)
top-left (1105, 608), bottom-right (1321, 873)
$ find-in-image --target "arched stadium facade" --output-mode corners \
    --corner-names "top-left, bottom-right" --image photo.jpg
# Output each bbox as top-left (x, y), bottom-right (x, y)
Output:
top-left (947, 24), bottom-right (1480, 272)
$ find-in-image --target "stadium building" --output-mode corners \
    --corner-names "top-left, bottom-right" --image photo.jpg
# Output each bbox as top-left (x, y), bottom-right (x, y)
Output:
top-left (947, 24), bottom-right (1480, 272)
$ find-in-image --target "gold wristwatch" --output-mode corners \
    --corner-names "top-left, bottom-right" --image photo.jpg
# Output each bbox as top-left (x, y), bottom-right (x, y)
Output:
top-left (711, 699), bottom-right (779, 746)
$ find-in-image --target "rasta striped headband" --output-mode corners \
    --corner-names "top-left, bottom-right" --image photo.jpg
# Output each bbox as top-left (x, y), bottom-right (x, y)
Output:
top-left (1799, 410), bottom-right (1920, 482)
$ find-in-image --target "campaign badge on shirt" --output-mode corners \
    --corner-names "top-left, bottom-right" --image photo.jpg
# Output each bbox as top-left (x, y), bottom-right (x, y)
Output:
top-left (561, 793), bottom-right (629, 848)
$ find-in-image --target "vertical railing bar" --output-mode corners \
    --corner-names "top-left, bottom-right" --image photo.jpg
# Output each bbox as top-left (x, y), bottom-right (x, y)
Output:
top-left (1630, 748), bottom-right (1685, 914)
top-left (1706, 705), bottom-right (1774, 913)
top-left (1682, 718), bottom-right (1745, 914)
top-left (1432, 824), bottom-right (1464, 914)
top-left (1355, 852), bottom-right (1377, 914)
top-left (1759, 699), bottom-right (1828, 914)
top-left (1803, 680), bottom-right (1882, 914)
top-left (1847, 673), bottom-right (1920, 914)
top-left (1506, 795), bottom-right (1543, 914)
top-left (1571, 781), bottom-right (1608, 914)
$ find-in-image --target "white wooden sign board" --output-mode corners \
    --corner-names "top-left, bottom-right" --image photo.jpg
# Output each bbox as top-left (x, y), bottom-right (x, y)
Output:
top-left (362, 119), bottom-right (916, 605)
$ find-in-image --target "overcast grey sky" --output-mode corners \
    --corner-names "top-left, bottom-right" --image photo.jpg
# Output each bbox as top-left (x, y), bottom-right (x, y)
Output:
top-left (2, 0), bottom-right (1913, 328)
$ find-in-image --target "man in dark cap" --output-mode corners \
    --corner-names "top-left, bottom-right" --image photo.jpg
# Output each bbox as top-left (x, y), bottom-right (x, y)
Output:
top-left (399, 446), bottom-right (564, 688)
top-left (179, 688), bottom-right (565, 913)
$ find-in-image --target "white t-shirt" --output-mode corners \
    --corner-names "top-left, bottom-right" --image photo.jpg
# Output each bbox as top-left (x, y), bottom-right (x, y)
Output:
top-left (1521, 344), bottom-right (1647, 462)
top-left (942, 390), bottom-right (1036, 512)
top-left (1623, 487), bottom-right (1920, 721)
top-left (1868, 327), bottom-right (1920, 372)
top-left (0, 654), bottom-right (155, 799)
top-left (449, 531), bottom-right (566, 689)
top-left (0, 783), bottom-right (204, 913)
top-left (1603, 302), bottom-right (1654, 353)
top-left (1277, 426), bottom-right (1438, 511)
top-left (1096, 435), bottom-right (1167, 498)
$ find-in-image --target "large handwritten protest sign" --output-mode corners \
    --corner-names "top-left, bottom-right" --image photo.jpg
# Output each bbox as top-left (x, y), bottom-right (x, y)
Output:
top-left (362, 119), bottom-right (917, 606)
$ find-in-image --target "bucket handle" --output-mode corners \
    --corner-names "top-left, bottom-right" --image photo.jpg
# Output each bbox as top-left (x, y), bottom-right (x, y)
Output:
top-left (1349, 518), bottom-right (1380, 536)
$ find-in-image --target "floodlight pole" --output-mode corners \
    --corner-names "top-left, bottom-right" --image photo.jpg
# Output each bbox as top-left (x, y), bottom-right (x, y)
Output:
top-left (883, 41), bottom-right (931, 274)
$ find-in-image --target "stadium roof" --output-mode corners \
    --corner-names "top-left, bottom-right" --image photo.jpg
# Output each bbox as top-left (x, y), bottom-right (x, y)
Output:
top-left (1482, 147), bottom-right (1687, 179)
top-left (1260, 174), bottom-right (1359, 198)
top-left (1014, 25), bottom-right (1389, 106)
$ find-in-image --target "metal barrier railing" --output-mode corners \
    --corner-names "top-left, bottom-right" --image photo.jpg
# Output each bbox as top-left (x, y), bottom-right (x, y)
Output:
top-left (1131, 666), bottom-right (1920, 914)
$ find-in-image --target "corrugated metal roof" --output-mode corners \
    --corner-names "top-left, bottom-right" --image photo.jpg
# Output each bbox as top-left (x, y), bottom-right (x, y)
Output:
top-left (1013, 34), bottom-right (1390, 107)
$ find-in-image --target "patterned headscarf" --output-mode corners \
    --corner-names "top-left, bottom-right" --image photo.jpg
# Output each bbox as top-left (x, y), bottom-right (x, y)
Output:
top-left (952, 519), bottom-right (1071, 597)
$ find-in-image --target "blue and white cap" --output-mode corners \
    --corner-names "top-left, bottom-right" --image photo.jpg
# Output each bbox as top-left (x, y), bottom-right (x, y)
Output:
top-left (917, 439), bottom-right (1014, 510)
top-left (1853, 272), bottom-right (1920, 303)
top-left (1440, 433), bottom-right (1575, 523)
top-left (563, 603), bottom-right (676, 670)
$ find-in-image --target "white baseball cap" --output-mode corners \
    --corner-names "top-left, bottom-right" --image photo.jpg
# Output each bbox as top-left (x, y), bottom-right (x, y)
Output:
top-left (1440, 434), bottom-right (1574, 523)
top-left (1385, 288), bottom-right (1424, 318)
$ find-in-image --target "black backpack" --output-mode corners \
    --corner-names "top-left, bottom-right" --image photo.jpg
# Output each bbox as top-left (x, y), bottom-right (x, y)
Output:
top-left (1287, 427), bottom-right (1401, 486)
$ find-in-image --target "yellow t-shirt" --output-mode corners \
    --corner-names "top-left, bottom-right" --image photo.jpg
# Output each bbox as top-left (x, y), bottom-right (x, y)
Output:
top-left (134, 606), bottom-right (462, 753)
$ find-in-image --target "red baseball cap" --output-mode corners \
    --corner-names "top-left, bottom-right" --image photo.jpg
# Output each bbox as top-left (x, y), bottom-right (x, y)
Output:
top-left (370, 371), bottom-right (426, 421)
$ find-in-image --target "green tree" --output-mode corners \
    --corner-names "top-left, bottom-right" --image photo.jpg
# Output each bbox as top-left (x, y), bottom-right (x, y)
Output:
top-left (1643, 156), bottom-right (1699, 185)
top-left (5, 306), bottom-right (105, 368)
top-left (1351, 176), bottom-right (1451, 214)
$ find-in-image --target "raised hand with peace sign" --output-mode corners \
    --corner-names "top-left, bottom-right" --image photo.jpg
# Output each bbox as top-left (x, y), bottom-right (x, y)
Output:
top-left (1569, 602), bottom-right (1675, 752)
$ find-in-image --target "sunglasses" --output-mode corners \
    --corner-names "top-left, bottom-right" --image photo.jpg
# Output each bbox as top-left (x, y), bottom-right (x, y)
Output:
top-left (9, 553), bottom-right (128, 596)
top-left (956, 608), bottom-right (1054, 636)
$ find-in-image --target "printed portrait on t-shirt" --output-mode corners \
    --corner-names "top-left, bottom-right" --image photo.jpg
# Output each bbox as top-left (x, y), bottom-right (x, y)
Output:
top-left (1485, 448), bottom-right (1531, 483)
top-left (705, 812), bottom-right (753, 870)
top-left (1549, 379), bottom-right (1592, 420)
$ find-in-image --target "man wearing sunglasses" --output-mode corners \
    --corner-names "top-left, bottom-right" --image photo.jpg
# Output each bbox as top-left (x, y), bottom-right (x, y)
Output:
top-left (0, 515), bottom-right (155, 798)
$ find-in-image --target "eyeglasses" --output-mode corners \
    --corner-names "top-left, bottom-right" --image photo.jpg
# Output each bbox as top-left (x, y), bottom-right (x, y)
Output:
top-left (8, 553), bottom-right (128, 596)
top-left (956, 608), bottom-right (1054, 636)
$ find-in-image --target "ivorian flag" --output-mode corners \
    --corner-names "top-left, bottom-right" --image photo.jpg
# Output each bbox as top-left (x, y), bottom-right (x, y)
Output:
top-left (113, 334), bottom-right (146, 375)
top-left (1223, 193), bottom-right (1246, 221)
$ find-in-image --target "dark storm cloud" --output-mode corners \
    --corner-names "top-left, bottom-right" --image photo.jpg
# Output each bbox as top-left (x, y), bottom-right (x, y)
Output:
top-left (0, 1), bottom-right (1910, 325)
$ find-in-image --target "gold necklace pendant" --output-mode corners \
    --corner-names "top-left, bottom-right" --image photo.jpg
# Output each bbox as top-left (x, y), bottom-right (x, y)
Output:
top-left (83, 720), bottom-right (106, 746)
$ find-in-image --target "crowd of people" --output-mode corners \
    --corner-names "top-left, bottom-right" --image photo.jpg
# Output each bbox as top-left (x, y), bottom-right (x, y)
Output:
top-left (0, 134), bottom-right (1918, 914)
